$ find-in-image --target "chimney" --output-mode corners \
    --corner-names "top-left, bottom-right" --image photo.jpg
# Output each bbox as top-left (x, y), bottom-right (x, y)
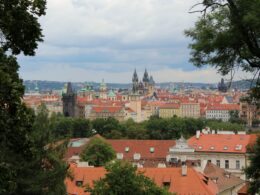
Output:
top-left (196, 130), bottom-right (200, 139)
top-left (211, 177), bottom-right (218, 184)
top-left (181, 162), bottom-right (187, 176)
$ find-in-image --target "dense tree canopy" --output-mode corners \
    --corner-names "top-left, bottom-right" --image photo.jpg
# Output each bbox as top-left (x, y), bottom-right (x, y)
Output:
top-left (80, 137), bottom-right (116, 167)
top-left (0, 0), bottom-right (46, 55)
top-left (0, 0), bottom-right (68, 194)
top-left (185, 0), bottom-right (260, 101)
top-left (86, 160), bottom-right (171, 195)
top-left (245, 136), bottom-right (260, 194)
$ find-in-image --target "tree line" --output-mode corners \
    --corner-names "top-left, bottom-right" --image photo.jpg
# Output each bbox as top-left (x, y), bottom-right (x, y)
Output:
top-left (45, 108), bottom-right (245, 140)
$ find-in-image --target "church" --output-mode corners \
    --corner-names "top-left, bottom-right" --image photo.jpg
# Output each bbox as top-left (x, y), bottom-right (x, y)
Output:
top-left (132, 69), bottom-right (155, 96)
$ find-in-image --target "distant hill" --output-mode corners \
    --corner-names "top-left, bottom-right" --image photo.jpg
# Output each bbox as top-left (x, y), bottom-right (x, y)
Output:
top-left (23, 80), bottom-right (252, 92)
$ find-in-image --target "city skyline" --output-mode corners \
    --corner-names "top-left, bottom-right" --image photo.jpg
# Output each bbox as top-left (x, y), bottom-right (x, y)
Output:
top-left (17, 0), bottom-right (251, 83)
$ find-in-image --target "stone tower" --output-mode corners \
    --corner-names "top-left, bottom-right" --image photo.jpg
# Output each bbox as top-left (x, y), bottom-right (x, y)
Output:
top-left (218, 78), bottom-right (228, 93)
top-left (62, 82), bottom-right (76, 117)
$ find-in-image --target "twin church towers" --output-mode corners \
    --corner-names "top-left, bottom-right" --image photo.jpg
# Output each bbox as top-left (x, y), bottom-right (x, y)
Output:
top-left (132, 69), bottom-right (155, 96)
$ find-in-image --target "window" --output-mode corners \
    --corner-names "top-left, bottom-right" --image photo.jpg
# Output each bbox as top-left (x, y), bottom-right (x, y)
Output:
top-left (150, 147), bottom-right (155, 153)
top-left (207, 160), bottom-right (211, 163)
top-left (133, 153), bottom-right (141, 160)
top-left (76, 181), bottom-right (83, 187)
top-left (216, 160), bottom-right (220, 167)
top-left (225, 160), bottom-right (229, 169)
top-left (236, 160), bottom-right (240, 169)
top-left (163, 182), bottom-right (171, 189)
top-left (125, 147), bottom-right (130, 153)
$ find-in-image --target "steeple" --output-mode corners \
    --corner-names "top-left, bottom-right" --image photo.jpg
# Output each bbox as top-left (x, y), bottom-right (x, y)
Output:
top-left (149, 75), bottom-right (155, 85)
top-left (143, 68), bottom-right (149, 82)
top-left (132, 69), bottom-right (138, 83)
top-left (218, 78), bottom-right (227, 93)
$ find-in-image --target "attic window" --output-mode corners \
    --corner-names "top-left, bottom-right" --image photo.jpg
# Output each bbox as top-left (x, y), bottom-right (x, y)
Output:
top-left (150, 147), bottom-right (155, 153)
top-left (163, 182), bottom-right (170, 189)
top-left (117, 153), bottom-right (123, 159)
top-left (125, 147), bottom-right (130, 153)
top-left (223, 146), bottom-right (228, 150)
top-left (76, 181), bottom-right (83, 187)
top-left (198, 146), bottom-right (203, 150)
top-left (235, 144), bottom-right (242, 151)
top-left (133, 153), bottom-right (141, 160)
top-left (210, 146), bottom-right (215, 150)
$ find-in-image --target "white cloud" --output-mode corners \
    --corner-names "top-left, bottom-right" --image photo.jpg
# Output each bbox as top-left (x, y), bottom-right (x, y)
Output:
top-left (22, 0), bottom-right (247, 83)
top-left (20, 63), bottom-right (252, 83)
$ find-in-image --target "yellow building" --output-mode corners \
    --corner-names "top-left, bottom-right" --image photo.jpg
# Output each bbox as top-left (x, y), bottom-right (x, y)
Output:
top-left (159, 103), bottom-right (181, 118)
top-left (180, 103), bottom-right (200, 118)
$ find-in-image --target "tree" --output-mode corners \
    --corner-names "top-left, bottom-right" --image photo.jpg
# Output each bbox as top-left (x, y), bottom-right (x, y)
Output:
top-left (80, 137), bottom-right (116, 167)
top-left (0, 0), bottom-right (67, 194)
top-left (229, 110), bottom-right (245, 124)
top-left (23, 104), bottom-right (68, 194)
top-left (86, 160), bottom-right (171, 195)
top-left (72, 118), bottom-right (92, 138)
top-left (245, 136), bottom-right (260, 194)
top-left (185, 0), bottom-right (260, 100)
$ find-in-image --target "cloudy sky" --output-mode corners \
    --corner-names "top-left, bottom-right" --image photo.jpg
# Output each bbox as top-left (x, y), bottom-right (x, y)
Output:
top-left (18, 0), bottom-right (248, 83)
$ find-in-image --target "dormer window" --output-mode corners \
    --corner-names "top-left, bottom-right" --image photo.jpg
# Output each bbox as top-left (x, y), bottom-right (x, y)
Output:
top-left (125, 147), bottom-right (130, 153)
top-left (223, 146), bottom-right (228, 150)
top-left (133, 153), bottom-right (141, 160)
top-left (163, 182), bottom-right (170, 189)
top-left (210, 146), bottom-right (215, 150)
top-left (150, 147), bottom-right (155, 153)
top-left (117, 153), bottom-right (124, 159)
top-left (76, 180), bottom-right (83, 187)
top-left (198, 146), bottom-right (203, 150)
top-left (235, 144), bottom-right (242, 151)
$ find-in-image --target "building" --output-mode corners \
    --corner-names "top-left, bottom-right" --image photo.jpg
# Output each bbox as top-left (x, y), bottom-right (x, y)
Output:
top-left (167, 132), bottom-right (258, 179)
top-left (99, 79), bottom-right (107, 99)
top-left (159, 103), bottom-right (181, 118)
top-left (132, 69), bottom-right (155, 96)
top-left (65, 163), bottom-right (218, 195)
top-left (204, 162), bottom-right (245, 195)
top-left (206, 104), bottom-right (240, 122)
top-left (180, 102), bottom-right (200, 118)
top-left (218, 78), bottom-right (228, 93)
top-left (85, 105), bottom-right (125, 121)
top-left (62, 82), bottom-right (77, 117)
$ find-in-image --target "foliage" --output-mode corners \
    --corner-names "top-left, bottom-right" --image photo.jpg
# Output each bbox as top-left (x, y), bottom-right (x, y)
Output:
top-left (0, 0), bottom-right (68, 194)
top-left (229, 110), bottom-right (245, 124)
top-left (245, 136), bottom-right (260, 194)
top-left (86, 160), bottom-right (171, 195)
top-left (205, 119), bottom-right (244, 132)
top-left (50, 115), bottom-right (93, 139)
top-left (20, 104), bottom-right (68, 194)
top-left (80, 137), bottom-right (116, 167)
top-left (0, 0), bottom-right (46, 55)
top-left (47, 114), bottom-right (245, 140)
top-left (185, 0), bottom-right (260, 100)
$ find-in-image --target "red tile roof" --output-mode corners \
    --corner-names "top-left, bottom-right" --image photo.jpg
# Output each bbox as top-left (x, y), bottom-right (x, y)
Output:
top-left (107, 139), bottom-right (176, 160)
top-left (207, 104), bottom-right (240, 111)
top-left (188, 134), bottom-right (257, 153)
top-left (92, 106), bottom-right (123, 113)
top-left (65, 164), bottom-right (218, 195)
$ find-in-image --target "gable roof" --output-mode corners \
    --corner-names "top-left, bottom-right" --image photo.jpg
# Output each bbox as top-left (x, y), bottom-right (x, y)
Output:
top-left (204, 162), bottom-right (245, 192)
top-left (107, 139), bottom-right (176, 159)
top-left (65, 164), bottom-right (218, 195)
